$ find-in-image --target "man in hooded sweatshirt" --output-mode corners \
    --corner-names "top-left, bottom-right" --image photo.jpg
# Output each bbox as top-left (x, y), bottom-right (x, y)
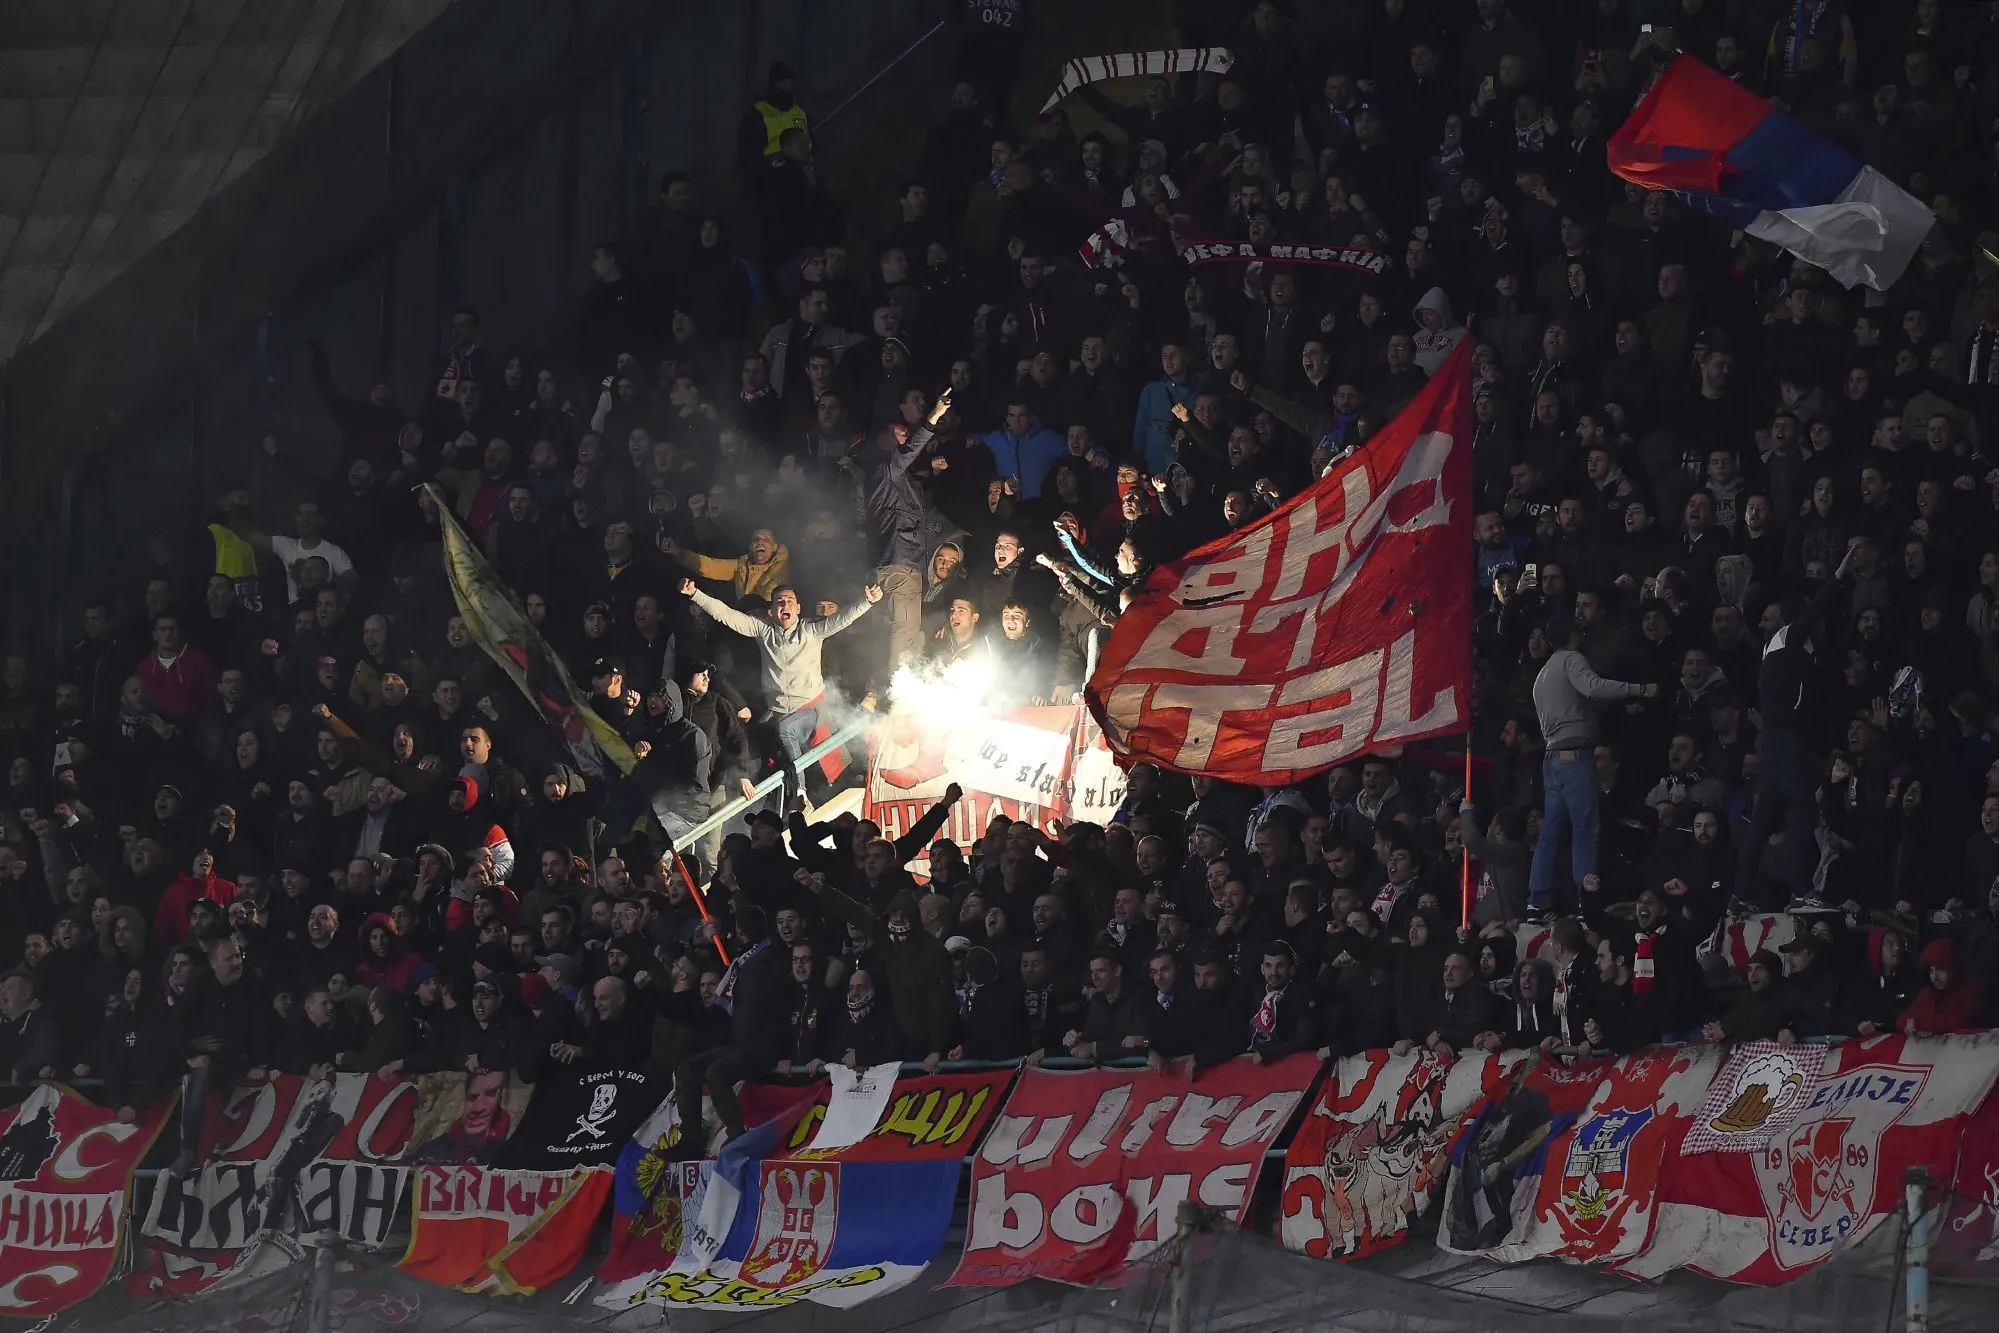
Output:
top-left (805, 877), bottom-right (953, 1069)
top-left (1411, 288), bottom-right (1466, 374)
top-left (1900, 939), bottom-right (1987, 1035)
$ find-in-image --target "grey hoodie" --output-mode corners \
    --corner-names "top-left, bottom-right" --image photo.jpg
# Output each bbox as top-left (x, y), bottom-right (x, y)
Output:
top-left (688, 589), bottom-right (871, 714)
top-left (1411, 287), bottom-right (1466, 374)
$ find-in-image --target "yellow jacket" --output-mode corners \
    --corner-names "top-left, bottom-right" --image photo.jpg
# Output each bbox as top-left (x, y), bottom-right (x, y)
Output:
top-left (676, 542), bottom-right (791, 603)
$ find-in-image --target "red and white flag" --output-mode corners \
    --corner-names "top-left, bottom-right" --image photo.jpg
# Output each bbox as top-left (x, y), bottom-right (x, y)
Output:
top-left (1618, 1033), bottom-right (1999, 1284)
top-left (1281, 1047), bottom-right (1522, 1261)
top-left (1086, 338), bottom-right (1474, 783)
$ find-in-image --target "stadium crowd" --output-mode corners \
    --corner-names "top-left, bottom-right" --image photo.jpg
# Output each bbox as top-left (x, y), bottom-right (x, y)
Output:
top-left (1, 0), bottom-right (1998, 1163)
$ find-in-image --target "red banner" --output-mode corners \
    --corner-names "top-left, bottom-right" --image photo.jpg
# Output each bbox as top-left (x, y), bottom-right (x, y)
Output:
top-left (1280, 1048), bottom-right (1522, 1260)
top-left (1086, 339), bottom-right (1473, 782)
top-left (948, 1054), bottom-right (1321, 1287)
top-left (399, 1166), bottom-right (613, 1294)
top-left (1618, 1034), bottom-right (1999, 1283)
top-left (0, 1084), bottom-right (170, 1317)
top-left (136, 1072), bottom-right (420, 1297)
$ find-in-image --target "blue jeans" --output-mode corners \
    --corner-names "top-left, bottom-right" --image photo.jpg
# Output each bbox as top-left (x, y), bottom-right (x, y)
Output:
top-left (775, 705), bottom-right (820, 770)
top-left (1736, 729), bottom-right (1818, 908)
top-left (1529, 750), bottom-right (1599, 909)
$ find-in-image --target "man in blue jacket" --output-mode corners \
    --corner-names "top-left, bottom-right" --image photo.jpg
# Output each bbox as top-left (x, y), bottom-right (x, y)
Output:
top-left (979, 401), bottom-right (1066, 500)
top-left (1132, 342), bottom-right (1201, 474)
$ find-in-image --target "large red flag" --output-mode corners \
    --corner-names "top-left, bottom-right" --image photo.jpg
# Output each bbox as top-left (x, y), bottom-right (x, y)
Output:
top-left (1086, 339), bottom-right (1474, 783)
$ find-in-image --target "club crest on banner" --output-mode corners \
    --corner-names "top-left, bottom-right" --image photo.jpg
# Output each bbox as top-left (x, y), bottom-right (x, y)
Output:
top-left (1755, 1063), bottom-right (1927, 1270)
top-left (1684, 1044), bottom-right (1828, 1153)
top-left (740, 1163), bottom-right (840, 1289)
top-left (1556, 1107), bottom-right (1653, 1244)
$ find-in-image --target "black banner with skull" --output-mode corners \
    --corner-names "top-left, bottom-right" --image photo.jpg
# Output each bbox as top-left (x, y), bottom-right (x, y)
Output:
top-left (495, 1067), bottom-right (661, 1170)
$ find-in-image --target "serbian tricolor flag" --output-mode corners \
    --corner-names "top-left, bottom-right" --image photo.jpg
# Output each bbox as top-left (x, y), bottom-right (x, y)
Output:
top-left (1608, 56), bottom-right (1931, 291)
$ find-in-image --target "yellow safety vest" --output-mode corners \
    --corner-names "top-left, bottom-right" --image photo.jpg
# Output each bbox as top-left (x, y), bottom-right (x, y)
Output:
top-left (753, 100), bottom-right (809, 158)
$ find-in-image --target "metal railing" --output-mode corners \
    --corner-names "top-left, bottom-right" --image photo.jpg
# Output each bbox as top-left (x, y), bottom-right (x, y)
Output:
top-left (672, 713), bottom-right (876, 854)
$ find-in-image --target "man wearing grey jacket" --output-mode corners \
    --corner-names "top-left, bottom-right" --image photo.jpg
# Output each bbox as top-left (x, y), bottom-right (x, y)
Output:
top-left (679, 578), bottom-right (880, 768)
top-left (1528, 625), bottom-right (1656, 922)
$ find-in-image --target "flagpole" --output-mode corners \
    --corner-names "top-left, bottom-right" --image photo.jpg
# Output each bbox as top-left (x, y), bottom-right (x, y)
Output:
top-left (671, 850), bottom-right (732, 968)
top-left (1459, 743), bottom-right (1473, 933)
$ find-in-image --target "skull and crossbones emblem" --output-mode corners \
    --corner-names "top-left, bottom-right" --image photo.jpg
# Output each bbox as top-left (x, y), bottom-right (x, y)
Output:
top-left (567, 1083), bottom-right (618, 1142)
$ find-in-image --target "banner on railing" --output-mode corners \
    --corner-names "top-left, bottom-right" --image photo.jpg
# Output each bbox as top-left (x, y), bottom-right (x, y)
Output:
top-left (135, 1072), bottom-right (424, 1297)
top-left (0, 1083), bottom-right (169, 1317)
top-left (1618, 1033), bottom-right (1999, 1284)
top-left (1440, 1046), bottom-right (1723, 1265)
top-left (867, 705), bottom-right (1127, 858)
top-left (601, 1069), bottom-right (1013, 1310)
top-left (949, 1054), bottom-right (1319, 1287)
top-left (400, 1065), bottom-right (657, 1294)
top-left (1281, 1048), bottom-right (1522, 1260)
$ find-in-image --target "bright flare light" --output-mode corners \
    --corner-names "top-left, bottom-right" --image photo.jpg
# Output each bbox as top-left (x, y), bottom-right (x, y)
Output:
top-left (886, 655), bottom-right (999, 732)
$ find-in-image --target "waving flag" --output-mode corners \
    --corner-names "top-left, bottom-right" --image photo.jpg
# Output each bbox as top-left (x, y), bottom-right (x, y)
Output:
top-left (1608, 56), bottom-right (1931, 291)
top-left (427, 484), bottom-right (636, 778)
top-left (1086, 339), bottom-right (1472, 784)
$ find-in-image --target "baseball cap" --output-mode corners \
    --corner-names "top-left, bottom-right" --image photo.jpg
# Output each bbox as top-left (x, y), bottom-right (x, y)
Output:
top-left (534, 952), bottom-right (580, 986)
top-left (744, 808), bottom-right (784, 830)
top-left (590, 656), bottom-right (624, 679)
top-left (944, 935), bottom-right (972, 956)
top-left (470, 977), bottom-right (501, 997)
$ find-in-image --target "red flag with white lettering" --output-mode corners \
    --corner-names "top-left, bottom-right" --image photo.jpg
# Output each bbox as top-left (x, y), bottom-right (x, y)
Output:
top-left (947, 1054), bottom-right (1321, 1287)
top-left (1085, 339), bottom-right (1474, 782)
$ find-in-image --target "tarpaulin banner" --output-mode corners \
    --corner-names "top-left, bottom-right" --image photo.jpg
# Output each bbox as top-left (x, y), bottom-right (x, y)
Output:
top-left (404, 1068), bottom-right (534, 1167)
top-left (1280, 1048), bottom-right (1522, 1260)
top-left (494, 1067), bottom-right (660, 1171)
top-left (865, 705), bottom-right (1126, 866)
top-left (0, 1083), bottom-right (170, 1317)
top-left (1937, 1081), bottom-right (1999, 1275)
top-left (1619, 1034), bottom-right (1999, 1284)
top-left (1086, 339), bottom-right (1473, 783)
top-left (1443, 1046), bottom-right (1722, 1265)
top-left (950, 1054), bottom-right (1320, 1287)
top-left (605, 1070), bottom-right (1013, 1310)
top-left (1439, 1055), bottom-right (1606, 1254)
top-left (135, 1073), bottom-right (419, 1297)
top-left (399, 1167), bottom-right (612, 1295)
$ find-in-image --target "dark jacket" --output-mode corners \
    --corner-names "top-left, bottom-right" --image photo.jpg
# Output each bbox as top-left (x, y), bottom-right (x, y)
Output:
top-left (1078, 985), bottom-right (1147, 1059)
top-left (860, 425), bottom-right (939, 570)
top-left (175, 973), bottom-right (266, 1078)
top-left (814, 885), bottom-right (955, 1058)
top-left (1431, 981), bottom-right (1500, 1051)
